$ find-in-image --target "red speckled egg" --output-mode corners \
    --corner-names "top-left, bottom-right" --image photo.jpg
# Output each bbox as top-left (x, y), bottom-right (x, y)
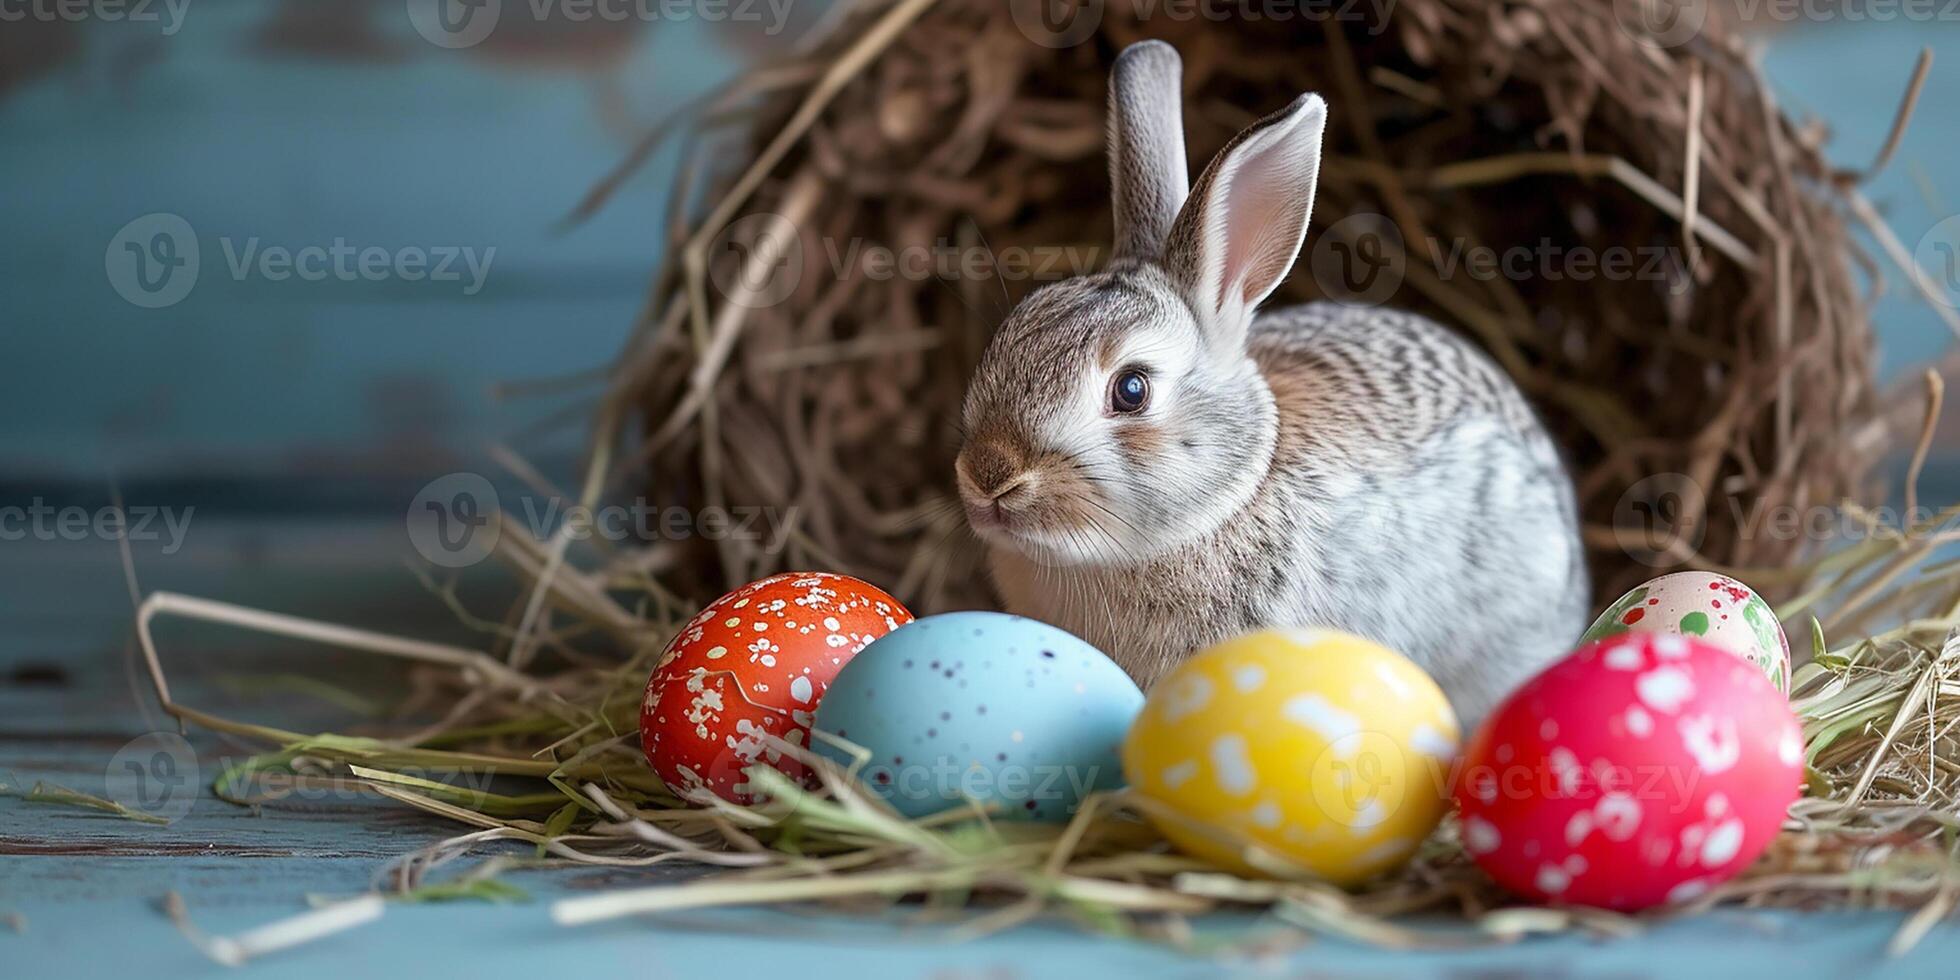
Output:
top-left (1453, 634), bottom-right (1802, 910)
top-left (640, 572), bottom-right (911, 803)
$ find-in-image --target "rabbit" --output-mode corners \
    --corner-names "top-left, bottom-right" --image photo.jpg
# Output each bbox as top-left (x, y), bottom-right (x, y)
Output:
top-left (953, 40), bottom-right (1589, 724)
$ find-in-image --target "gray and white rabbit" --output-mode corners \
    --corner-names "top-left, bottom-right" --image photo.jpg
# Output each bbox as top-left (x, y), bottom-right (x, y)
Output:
top-left (954, 41), bottom-right (1588, 723)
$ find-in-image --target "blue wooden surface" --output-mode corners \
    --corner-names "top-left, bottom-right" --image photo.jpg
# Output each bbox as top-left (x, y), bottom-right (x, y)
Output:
top-left (7, 6), bottom-right (1960, 977)
top-left (0, 0), bottom-right (738, 474)
top-left (5, 520), bottom-right (1960, 977)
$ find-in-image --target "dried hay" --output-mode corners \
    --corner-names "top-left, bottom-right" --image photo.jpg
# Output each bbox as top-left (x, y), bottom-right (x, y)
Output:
top-left (113, 0), bottom-right (1960, 960)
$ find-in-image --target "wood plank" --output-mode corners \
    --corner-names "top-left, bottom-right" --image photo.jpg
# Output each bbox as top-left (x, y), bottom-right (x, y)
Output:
top-left (6, 519), bottom-right (1960, 977)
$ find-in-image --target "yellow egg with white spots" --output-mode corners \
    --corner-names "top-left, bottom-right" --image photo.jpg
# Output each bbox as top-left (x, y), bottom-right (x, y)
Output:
top-left (1122, 629), bottom-right (1460, 885)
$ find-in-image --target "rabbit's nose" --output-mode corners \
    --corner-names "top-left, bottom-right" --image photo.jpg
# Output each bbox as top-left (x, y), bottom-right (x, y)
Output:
top-left (985, 474), bottom-right (1036, 514)
top-left (958, 438), bottom-right (1026, 501)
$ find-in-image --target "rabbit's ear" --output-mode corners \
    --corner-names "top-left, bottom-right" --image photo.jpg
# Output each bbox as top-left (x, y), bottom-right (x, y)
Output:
top-left (1163, 92), bottom-right (1327, 349)
top-left (1107, 41), bottom-right (1190, 262)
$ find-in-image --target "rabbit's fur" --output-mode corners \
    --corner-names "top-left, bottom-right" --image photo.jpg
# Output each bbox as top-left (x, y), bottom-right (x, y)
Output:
top-left (954, 41), bottom-right (1588, 722)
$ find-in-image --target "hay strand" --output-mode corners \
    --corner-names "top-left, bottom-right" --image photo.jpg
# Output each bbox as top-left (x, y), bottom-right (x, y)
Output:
top-left (119, 0), bottom-right (1960, 955)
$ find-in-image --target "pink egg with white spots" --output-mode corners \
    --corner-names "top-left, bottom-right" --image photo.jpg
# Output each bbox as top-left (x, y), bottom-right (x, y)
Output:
top-left (1453, 634), bottom-right (1802, 911)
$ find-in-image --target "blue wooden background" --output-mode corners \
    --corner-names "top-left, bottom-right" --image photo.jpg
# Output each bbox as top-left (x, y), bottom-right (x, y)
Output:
top-left (5, 3), bottom-right (1960, 976)
top-left (3, 6), bottom-right (1958, 484)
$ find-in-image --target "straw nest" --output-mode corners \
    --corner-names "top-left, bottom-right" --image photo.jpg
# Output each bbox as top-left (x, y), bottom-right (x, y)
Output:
top-left (91, 0), bottom-right (1960, 963)
top-left (607, 0), bottom-right (1895, 609)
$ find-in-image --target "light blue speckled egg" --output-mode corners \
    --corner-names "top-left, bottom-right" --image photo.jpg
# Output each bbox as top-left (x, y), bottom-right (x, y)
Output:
top-left (811, 611), bottom-right (1144, 821)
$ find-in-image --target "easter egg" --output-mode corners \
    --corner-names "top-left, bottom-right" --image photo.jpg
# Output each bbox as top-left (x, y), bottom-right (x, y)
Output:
top-left (812, 612), bottom-right (1143, 821)
top-left (1453, 634), bottom-right (1803, 911)
top-left (1583, 571), bottom-right (1790, 691)
top-left (639, 572), bottom-right (911, 803)
top-left (1123, 630), bottom-right (1460, 885)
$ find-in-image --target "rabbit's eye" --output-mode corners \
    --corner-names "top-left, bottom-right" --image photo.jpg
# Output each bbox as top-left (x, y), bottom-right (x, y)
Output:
top-left (1110, 369), bottom-right (1150, 414)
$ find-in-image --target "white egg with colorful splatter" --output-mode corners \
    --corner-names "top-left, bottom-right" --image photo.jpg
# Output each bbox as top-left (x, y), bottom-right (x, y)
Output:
top-left (812, 612), bottom-right (1143, 821)
top-left (1582, 571), bottom-right (1790, 692)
